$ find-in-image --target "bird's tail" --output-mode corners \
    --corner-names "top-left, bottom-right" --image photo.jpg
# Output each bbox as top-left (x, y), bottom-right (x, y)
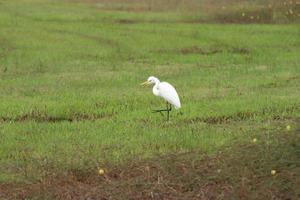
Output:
top-left (174, 104), bottom-right (181, 110)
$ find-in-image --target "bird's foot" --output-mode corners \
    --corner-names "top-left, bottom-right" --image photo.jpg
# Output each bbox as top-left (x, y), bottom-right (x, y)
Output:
top-left (152, 110), bottom-right (165, 116)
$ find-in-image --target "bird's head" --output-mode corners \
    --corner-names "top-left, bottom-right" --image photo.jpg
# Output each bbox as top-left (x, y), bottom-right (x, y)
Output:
top-left (141, 76), bottom-right (159, 86)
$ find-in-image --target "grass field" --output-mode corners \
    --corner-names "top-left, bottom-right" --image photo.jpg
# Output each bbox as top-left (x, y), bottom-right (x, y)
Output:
top-left (0, 0), bottom-right (300, 199)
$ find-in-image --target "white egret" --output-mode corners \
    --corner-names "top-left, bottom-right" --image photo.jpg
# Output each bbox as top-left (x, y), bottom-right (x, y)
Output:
top-left (141, 76), bottom-right (181, 120)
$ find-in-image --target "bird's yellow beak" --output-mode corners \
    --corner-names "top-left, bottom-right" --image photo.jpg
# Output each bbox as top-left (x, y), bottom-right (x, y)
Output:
top-left (140, 81), bottom-right (150, 86)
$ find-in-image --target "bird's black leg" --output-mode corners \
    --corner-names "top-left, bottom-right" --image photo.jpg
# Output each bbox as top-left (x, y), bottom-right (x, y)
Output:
top-left (167, 102), bottom-right (170, 121)
top-left (167, 103), bottom-right (173, 121)
top-left (152, 107), bottom-right (170, 113)
top-left (152, 102), bottom-right (172, 120)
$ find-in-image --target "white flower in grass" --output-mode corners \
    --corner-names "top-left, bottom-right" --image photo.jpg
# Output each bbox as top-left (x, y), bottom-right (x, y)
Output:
top-left (98, 168), bottom-right (105, 175)
top-left (271, 170), bottom-right (276, 175)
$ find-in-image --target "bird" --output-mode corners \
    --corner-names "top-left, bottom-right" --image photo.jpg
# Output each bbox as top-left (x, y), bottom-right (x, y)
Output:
top-left (141, 76), bottom-right (181, 120)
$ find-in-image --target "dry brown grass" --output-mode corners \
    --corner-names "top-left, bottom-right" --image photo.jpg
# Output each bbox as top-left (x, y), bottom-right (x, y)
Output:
top-left (1, 126), bottom-right (299, 199)
top-left (69, 0), bottom-right (300, 23)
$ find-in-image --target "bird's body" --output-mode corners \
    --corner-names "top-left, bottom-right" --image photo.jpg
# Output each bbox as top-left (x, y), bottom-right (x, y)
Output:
top-left (152, 81), bottom-right (181, 109)
top-left (141, 76), bottom-right (181, 120)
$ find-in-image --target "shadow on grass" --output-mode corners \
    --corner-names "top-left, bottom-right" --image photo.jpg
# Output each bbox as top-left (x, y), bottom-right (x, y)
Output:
top-left (1, 103), bottom-right (299, 124)
top-left (185, 103), bottom-right (300, 125)
top-left (0, 112), bottom-right (113, 123)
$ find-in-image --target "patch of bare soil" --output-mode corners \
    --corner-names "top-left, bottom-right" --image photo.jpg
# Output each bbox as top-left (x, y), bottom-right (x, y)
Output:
top-left (116, 19), bottom-right (138, 24)
top-left (180, 46), bottom-right (222, 55)
top-left (1, 129), bottom-right (299, 199)
top-left (158, 46), bottom-right (250, 56)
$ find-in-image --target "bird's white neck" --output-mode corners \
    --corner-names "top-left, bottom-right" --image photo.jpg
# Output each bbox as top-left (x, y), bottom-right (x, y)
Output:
top-left (154, 79), bottom-right (160, 86)
top-left (152, 79), bottom-right (160, 96)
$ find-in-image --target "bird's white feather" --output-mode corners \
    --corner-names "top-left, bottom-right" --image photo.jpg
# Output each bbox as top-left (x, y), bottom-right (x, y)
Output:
top-left (157, 82), bottom-right (181, 109)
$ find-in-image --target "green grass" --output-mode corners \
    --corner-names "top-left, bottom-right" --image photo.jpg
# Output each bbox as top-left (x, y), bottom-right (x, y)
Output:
top-left (0, 0), bottom-right (299, 186)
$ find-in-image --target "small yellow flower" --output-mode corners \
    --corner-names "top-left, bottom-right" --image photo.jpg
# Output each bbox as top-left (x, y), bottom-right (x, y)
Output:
top-left (286, 125), bottom-right (291, 131)
top-left (252, 138), bottom-right (257, 143)
top-left (98, 168), bottom-right (105, 175)
top-left (242, 12), bottom-right (245, 17)
top-left (271, 170), bottom-right (276, 175)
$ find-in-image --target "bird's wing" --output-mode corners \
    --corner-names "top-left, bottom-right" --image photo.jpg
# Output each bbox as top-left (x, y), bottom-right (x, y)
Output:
top-left (158, 82), bottom-right (181, 109)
